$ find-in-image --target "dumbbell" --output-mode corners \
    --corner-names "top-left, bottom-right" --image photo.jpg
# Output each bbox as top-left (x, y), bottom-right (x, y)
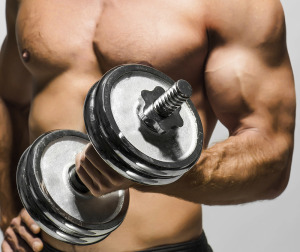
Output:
top-left (17, 64), bottom-right (203, 245)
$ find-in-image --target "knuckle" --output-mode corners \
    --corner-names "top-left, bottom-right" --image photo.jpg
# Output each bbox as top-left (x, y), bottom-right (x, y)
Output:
top-left (111, 176), bottom-right (122, 184)
top-left (111, 177), bottom-right (124, 187)
top-left (109, 180), bottom-right (119, 189)
top-left (76, 164), bottom-right (84, 174)
top-left (10, 218), bottom-right (19, 228)
top-left (75, 153), bottom-right (86, 168)
top-left (4, 228), bottom-right (11, 238)
top-left (96, 176), bottom-right (112, 190)
top-left (4, 230), bottom-right (15, 245)
top-left (20, 209), bottom-right (29, 220)
top-left (79, 152), bottom-right (86, 164)
top-left (90, 188), bottom-right (100, 196)
top-left (18, 226), bottom-right (27, 237)
top-left (20, 208), bottom-right (26, 216)
top-left (85, 143), bottom-right (94, 157)
top-left (90, 186), bottom-right (102, 197)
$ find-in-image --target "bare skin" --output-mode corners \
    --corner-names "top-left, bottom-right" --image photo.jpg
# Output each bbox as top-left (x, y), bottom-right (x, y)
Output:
top-left (0, 0), bottom-right (295, 251)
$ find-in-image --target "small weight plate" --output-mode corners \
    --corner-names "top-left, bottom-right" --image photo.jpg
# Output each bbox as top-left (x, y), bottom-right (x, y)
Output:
top-left (84, 65), bottom-right (203, 185)
top-left (17, 130), bottom-right (129, 245)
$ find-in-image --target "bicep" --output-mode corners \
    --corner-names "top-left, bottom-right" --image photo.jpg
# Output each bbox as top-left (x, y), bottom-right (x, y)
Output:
top-left (204, 0), bottom-right (295, 141)
top-left (205, 44), bottom-right (295, 142)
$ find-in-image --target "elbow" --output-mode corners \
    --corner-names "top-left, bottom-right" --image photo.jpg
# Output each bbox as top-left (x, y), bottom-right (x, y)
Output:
top-left (265, 174), bottom-right (289, 200)
top-left (262, 135), bottom-right (294, 200)
top-left (263, 159), bottom-right (292, 200)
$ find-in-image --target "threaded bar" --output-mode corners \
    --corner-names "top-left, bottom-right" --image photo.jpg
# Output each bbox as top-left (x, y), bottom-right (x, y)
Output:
top-left (153, 80), bottom-right (192, 117)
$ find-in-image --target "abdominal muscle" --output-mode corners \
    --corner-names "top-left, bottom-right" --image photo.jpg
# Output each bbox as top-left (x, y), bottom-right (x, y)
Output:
top-left (29, 74), bottom-right (203, 252)
top-left (40, 190), bottom-right (203, 252)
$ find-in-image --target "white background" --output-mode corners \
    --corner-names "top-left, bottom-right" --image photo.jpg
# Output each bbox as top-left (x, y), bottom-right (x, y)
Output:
top-left (0, 0), bottom-right (299, 251)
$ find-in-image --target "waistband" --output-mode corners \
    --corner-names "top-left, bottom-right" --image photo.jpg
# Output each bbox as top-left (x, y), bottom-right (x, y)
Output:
top-left (137, 232), bottom-right (213, 252)
top-left (42, 232), bottom-right (213, 252)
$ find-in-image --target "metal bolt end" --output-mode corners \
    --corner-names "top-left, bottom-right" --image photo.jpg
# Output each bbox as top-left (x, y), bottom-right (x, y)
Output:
top-left (138, 80), bottom-right (192, 134)
top-left (153, 80), bottom-right (192, 117)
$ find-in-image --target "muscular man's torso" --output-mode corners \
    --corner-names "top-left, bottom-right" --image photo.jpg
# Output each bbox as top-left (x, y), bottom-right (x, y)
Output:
top-left (15, 0), bottom-right (217, 251)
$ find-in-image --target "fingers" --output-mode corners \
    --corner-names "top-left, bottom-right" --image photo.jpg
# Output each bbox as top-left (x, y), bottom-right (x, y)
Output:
top-left (10, 216), bottom-right (43, 251)
top-left (75, 150), bottom-right (101, 195)
top-left (75, 143), bottom-right (132, 196)
top-left (76, 151), bottom-right (112, 196)
top-left (20, 208), bottom-right (40, 234)
top-left (4, 226), bottom-right (31, 252)
top-left (84, 144), bottom-right (123, 182)
top-left (83, 144), bottom-right (107, 168)
top-left (3, 209), bottom-right (44, 252)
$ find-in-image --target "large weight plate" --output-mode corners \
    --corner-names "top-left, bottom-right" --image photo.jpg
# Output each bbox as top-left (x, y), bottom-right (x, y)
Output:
top-left (85, 81), bottom-right (178, 185)
top-left (84, 64), bottom-right (203, 185)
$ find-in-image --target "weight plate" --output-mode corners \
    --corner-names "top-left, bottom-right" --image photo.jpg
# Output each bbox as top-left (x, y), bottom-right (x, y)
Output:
top-left (85, 75), bottom-right (180, 185)
top-left (84, 64), bottom-right (203, 185)
top-left (17, 130), bottom-right (129, 245)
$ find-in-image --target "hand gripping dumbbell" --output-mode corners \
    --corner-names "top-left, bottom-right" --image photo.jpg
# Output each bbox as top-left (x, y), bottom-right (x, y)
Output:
top-left (17, 64), bottom-right (203, 245)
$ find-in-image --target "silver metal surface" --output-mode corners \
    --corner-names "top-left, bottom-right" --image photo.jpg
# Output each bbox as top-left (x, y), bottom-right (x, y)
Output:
top-left (110, 73), bottom-right (198, 163)
top-left (84, 64), bottom-right (203, 185)
top-left (40, 136), bottom-right (125, 224)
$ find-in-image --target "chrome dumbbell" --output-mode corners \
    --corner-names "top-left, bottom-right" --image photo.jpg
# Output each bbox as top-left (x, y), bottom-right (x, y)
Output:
top-left (17, 64), bottom-right (203, 245)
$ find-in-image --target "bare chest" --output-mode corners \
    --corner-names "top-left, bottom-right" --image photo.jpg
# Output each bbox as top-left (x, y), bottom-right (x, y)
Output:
top-left (16, 0), bottom-right (207, 80)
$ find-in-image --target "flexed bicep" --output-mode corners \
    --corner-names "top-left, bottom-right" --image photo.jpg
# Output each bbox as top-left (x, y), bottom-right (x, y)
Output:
top-left (204, 0), bottom-right (295, 139)
top-left (168, 0), bottom-right (296, 204)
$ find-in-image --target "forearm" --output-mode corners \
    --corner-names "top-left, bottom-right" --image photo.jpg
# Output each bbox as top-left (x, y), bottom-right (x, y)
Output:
top-left (0, 98), bottom-right (30, 231)
top-left (147, 130), bottom-right (292, 205)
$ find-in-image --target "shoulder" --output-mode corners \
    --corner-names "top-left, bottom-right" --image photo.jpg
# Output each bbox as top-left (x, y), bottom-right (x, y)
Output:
top-left (205, 0), bottom-right (285, 46)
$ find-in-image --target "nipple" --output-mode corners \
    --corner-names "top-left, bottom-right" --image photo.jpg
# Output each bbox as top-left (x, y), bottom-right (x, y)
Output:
top-left (22, 49), bottom-right (30, 62)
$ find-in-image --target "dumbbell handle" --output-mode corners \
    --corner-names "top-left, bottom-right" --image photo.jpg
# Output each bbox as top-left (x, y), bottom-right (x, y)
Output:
top-left (69, 164), bottom-right (90, 194)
